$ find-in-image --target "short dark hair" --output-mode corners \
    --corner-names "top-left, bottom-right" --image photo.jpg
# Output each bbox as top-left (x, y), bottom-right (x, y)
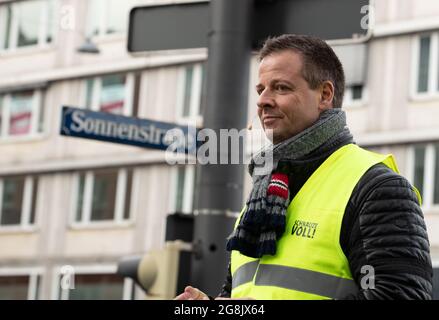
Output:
top-left (259, 34), bottom-right (345, 108)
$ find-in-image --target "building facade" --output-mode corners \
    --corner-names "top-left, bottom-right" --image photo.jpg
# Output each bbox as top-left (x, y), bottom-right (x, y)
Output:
top-left (0, 0), bottom-right (438, 299)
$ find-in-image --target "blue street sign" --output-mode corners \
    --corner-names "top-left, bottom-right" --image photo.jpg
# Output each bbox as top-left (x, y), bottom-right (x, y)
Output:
top-left (60, 106), bottom-right (198, 154)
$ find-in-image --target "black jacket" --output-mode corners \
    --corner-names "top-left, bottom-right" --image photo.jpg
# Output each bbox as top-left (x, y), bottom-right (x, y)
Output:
top-left (219, 134), bottom-right (433, 300)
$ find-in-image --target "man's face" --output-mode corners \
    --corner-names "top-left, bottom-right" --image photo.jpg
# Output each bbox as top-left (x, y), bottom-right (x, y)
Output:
top-left (256, 50), bottom-right (330, 144)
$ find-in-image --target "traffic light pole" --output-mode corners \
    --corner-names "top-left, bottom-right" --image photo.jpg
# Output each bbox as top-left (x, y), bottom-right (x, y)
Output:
top-left (191, 0), bottom-right (253, 295)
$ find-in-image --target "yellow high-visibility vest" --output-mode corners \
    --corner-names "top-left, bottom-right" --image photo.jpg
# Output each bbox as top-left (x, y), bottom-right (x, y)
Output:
top-left (231, 144), bottom-right (420, 299)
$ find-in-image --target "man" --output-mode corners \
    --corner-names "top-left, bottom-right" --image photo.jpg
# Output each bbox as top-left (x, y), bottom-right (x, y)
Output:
top-left (176, 34), bottom-right (433, 300)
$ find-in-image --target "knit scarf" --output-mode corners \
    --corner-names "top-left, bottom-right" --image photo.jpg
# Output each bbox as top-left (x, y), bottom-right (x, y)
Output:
top-left (226, 108), bottom-right (348, 258)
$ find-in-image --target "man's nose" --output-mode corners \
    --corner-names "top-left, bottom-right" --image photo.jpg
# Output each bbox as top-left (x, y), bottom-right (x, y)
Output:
top-left (257, 90), bottom-right (275, 109)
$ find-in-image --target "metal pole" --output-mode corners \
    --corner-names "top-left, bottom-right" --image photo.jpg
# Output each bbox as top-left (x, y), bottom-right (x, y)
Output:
top-left (191, 0), bottom-right (253, 295)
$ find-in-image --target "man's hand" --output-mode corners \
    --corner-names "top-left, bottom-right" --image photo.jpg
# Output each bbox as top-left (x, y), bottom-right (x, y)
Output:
top-left (174, 286), bottom-right (209, 300)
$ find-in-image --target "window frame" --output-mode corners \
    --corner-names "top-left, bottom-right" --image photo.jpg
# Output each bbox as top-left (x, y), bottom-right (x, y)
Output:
top-left (52, 264), bottom-right (134, 300)
top-left (176, 63), bottom-right (204, 126)
top-left (70, 168), bottom-right (134, 227)
top-left (0, 267), bottom-right (43, 300)
top-left (0, 90), bottom-right (44, 142)
top-left (408, 143), bottom-right (439, 211)
top-left (0, 0), bottom-right (57, 53)
top-left (85, 0), bottom-right (138, 39)
top-left (80, 73), bottom-right (135, 117)
top-left (0, 175), bottom-right (37, 230)
top-left (411, 32), bottom-right (439, 100)
top-left (169, 165), bottom-right (196, 214)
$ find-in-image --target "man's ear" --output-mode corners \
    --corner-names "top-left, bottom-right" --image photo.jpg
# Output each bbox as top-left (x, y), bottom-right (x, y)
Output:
top-left (318, 81), bottom-right (335, 111)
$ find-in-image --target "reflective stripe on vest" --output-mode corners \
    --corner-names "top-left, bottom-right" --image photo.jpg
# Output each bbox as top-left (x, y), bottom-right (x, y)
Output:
top-left (232, 260), bottom-right (259, 289)
top-left (232, 261), bottom-right (358, 299)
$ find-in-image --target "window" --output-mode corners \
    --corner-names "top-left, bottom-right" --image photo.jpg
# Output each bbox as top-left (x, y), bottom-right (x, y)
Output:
top-left (83, 74), bottom-right (135, 116)
top-left (172, 61), bottom-right (203, 207)
top-left (91, 170), bottom-right (118, 221)
top-left (414, 145), bottom-right (426, 198)
top-left (176, 63), bottom-right (205, 122)
top-left (172, 166), bottom-right (196, 214)
top-left (55, 266), bottom-right (134, 300)
top-left (68, 274), bottom-right (125, 300)
top-left (0, 276), bottom-right (29, 299)
top-left (100, 75), bottom-right (126, 114)
top-left (410, 143), bottom-right (439, 209)
top-left (10, 91), bottom-right (33, 135)
top-left (0, 95), bottom-right (3, 134)
top-left (351, 85), bottom-right (364, 100)
top-left (414, 33), bottom-right (439, 95)
top-left (418, 36), bottom-right (431, 93)
top-left (0, 270), bottom-right (41, 300)
top-left (343, 85), bottom-right (365, 107)
top-left (86, 0), bottom-right (138, 38)
top-left (73, 168), bottom-right (133, 225)
top-left (0, 0), bottom-right (56, 51)
top-left (182, 65), bottom-right (194, 118)
top-left (0, 176), bottom-right (38, 228)
top-left (0, 90), bottom-right (44, 139)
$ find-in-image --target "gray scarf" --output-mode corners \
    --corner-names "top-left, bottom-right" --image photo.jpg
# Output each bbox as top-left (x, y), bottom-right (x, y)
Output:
top-left (226, 109), bottom-right (348, 258)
